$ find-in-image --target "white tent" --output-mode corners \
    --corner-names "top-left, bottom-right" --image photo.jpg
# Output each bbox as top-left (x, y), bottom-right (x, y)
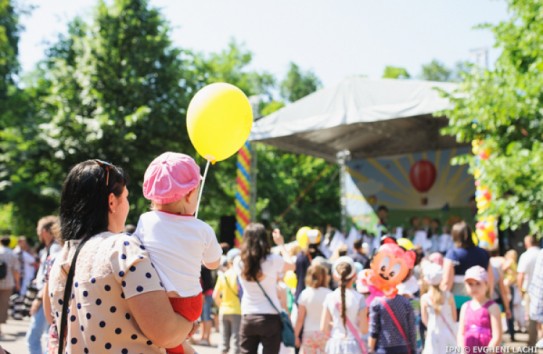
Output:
top-left (250, 76), bottom-right (464, 161)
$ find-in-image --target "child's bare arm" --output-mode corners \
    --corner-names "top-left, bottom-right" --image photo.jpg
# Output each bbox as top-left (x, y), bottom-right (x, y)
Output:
top-left (449, 293), bottom-right (457, 322)
top-left (203, 257), bottom-right (221, 269)
top-left (457, 304), bottom-right (466, 349)
top-left (320, 306), bottom-right (332, 336)
top-left (488, 303), bottom-right (503, 348)
top-left (420, 297), bottom-right (429, 327)
top-left (294, 304), bottom-right (306, 348)
top-left (358, 307), bottom-right (368, 334)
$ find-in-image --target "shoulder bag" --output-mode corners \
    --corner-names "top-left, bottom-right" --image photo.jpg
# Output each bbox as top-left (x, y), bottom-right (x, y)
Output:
top-left (255, 280), bottom-right (295, 347)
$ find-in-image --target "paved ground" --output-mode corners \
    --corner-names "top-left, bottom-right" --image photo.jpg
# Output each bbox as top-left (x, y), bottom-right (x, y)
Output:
top-left (0, 316), bottom-right (539, 353)
top-left (0, 317), bottom-right (219, 354)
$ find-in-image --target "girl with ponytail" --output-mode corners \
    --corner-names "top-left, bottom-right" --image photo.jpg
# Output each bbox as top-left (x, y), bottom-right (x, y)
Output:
top-left (321, 256), bottom-right (368, 354)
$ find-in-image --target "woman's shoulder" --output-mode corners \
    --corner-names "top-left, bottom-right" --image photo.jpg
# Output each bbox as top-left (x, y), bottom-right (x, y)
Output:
top-left (100, 232), bottom-right (143, 248)
top-left (265, 252), bottom-right (283, 265)
top-left (444, 246), bottom-right (464, 262)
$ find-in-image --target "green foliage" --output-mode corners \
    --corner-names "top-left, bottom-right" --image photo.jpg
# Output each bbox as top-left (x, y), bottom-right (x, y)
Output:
top-left (419, 59), bottom-right (453, 82)
top-left (382, 66), bottom-right (410, 79)
top-left (254, 144), bottom-right (340, 239)
top-left (0, 0), bottom-right (20, 96)
top-left (0, 203), bottom-right (13, 233)
top-left (443, 0), bottom-right (543, 234)
top-left (3, 0), bottom-right (196, 232)
top-left (280, 62), bottom-right (321, 102)
top-left (419, 59), bottom-right (471, 82)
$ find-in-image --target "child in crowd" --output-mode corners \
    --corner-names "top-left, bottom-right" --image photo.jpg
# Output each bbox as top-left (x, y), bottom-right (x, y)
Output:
top-left (294, 264), bottom-right (331, 353)
top-left (321, 256), bottom-right (368, 354)
top-left (213, 248), bottom-right (242, 354)
top-left (457, 265), bottom-right (502, 352)
top-left (135, 152), bottom-right (223, 354)
top-left (420, 263), bottom-right (457, 354)
top-left (367, 240), bottom-right (417, 354)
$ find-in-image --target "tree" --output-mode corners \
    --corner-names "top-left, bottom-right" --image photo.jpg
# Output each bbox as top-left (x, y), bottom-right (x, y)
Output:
top-left (443, 0), bottom-right (543, 233)
top-left (0, 0), bottom-right (46, 235)
top-left (2, 0), bottom-right (199, 234)
top-left (0, 0), bottom-right (19, 99)
top-left (382, 66), bottom-right (410, 79)
top-left (280, 62), bottom-right (321, 102)
top-left (419, 59), bottom-right (453, 82)
top-left (419, 59), bottom-right (471, 82)
top-left (254, 144), bottom-right (340, 238)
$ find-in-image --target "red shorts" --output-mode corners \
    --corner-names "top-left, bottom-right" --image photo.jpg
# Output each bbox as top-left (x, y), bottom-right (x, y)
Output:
top-left (167, 293), bottom-right (203, 354)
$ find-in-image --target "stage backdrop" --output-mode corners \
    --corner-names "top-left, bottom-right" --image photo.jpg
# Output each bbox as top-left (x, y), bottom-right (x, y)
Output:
top-left (345, 147), bottom-right (474, 233)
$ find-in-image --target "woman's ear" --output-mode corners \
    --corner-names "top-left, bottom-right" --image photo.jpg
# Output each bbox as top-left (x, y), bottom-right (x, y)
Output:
top-left (108, 192), bottom-right (117, 213)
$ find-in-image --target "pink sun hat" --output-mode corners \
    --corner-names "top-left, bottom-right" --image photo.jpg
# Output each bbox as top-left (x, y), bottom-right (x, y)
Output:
top-left (464, 265), bottom-right (488, 283)
top-left (143, 152), bottom-right (202, 204)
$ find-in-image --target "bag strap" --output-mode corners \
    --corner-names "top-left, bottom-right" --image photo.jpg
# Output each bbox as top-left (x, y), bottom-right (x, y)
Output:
top-left (58, 236), bottom-right (92, 354)
top-left (334, 302), bottom-right (368, 354)
top-left (255, 279), bottom-right (281, 315)
top-left (223, 274), bottom-right (239, 298)
top-left (380, 298), bottom-right (411, 354)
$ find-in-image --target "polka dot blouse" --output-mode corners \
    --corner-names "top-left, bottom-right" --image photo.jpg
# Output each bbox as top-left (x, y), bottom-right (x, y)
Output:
top-left (48, 232), bottom-right (167, 353)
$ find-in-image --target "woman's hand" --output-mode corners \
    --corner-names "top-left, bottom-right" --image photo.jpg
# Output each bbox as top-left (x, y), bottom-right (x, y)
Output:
top-left (295, 337), bottom-right (301, 348)
top-left (30, 298), bottom-right (42, 316)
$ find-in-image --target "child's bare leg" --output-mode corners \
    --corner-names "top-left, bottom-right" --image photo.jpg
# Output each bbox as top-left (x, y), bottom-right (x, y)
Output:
top-left (182, 341), bottom-right (195, 354)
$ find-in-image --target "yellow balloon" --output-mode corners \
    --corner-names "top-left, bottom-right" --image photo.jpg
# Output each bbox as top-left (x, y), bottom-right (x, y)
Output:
top-left (397, 238), bottom-right (414, 251)
top-left (9, 236), bottom-right (17, 249)
top-left (284, 270), bottom-right (297, 290)
top-left (187, 83), bottom-right (253, 163)
top-left (296, 226), bottom-right (311, 249)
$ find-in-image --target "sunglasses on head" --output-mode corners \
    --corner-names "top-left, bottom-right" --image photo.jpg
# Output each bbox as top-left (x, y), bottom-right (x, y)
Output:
top-left (94, 159), bottom-right (114, 187)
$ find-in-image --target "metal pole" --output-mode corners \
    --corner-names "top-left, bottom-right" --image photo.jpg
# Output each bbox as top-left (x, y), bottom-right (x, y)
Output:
top-left (336, 149), bottom-right (351, 233)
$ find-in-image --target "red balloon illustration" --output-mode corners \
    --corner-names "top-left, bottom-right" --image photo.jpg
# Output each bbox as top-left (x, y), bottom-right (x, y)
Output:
top-left (409, 160), bottom-right (437, 193)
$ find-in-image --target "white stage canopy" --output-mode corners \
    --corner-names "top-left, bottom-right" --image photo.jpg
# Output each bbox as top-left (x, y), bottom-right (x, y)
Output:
top-left (250, 77), bottom-right (464, 161)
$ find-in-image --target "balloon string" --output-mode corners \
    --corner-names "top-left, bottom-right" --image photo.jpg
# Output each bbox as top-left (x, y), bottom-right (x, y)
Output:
top-left (195, 160), bottom-right (210, 219)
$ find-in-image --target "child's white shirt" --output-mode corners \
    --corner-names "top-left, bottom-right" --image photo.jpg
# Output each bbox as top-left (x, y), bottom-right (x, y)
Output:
top-left (134, 211), bottom-right (222, 297)
top-left (323, 287), bottom-right (366, 339)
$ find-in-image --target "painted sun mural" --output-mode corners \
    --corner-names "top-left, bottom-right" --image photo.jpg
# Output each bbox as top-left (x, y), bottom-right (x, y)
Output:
top-left (345, 147), bottom-right (474, 230)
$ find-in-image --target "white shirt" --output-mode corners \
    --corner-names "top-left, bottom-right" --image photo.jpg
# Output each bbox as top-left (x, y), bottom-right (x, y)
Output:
top-left (518, 246), bottom-right (541, 290)
top-left (35, 242), bottom-right (62, 291)
top-left (323, 288), bottom-right (366, 339)
top-left (15, 250), bottom-right (36, 294)
top-left (234, 253), bottom-right (284, 315)
top-left (134, 211), bottom-right (222, 297)
top-left (298, 286), bottom-right (332, 332)
top-left (439, 233), bottom-right (454, 253)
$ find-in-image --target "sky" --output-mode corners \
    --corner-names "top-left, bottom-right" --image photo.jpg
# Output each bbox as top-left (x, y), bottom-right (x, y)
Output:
top-left (18, 0), bottom-right (510, 87)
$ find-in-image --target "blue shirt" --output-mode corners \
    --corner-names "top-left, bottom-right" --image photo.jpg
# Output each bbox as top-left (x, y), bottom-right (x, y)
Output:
top-left (445, 246), bottom-right (489, 275)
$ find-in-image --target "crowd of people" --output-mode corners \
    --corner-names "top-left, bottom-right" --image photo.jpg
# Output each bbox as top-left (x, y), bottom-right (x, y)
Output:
top-left (0, 153), bottom-right (541, 354)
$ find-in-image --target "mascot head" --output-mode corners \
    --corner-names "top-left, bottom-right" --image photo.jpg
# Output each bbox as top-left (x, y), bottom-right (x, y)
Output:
top-left (364, 236), bottom-right (416, 298)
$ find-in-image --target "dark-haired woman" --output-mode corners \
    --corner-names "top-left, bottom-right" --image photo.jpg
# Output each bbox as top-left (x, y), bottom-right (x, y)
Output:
top-left (321, 256), bottom-right (368, 354)
top-left (46, 160), bottom-right (194, 353)
top-left (234, 224), bottom-right (295, 354)
top-left (441, 221), bottom-right (494, 311)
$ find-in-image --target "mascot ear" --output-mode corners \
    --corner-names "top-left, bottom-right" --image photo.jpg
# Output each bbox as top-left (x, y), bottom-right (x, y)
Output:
top-left (405, 250), bottom-right (417, 268)
top-left (380, 236), bottom-right (397, 246)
